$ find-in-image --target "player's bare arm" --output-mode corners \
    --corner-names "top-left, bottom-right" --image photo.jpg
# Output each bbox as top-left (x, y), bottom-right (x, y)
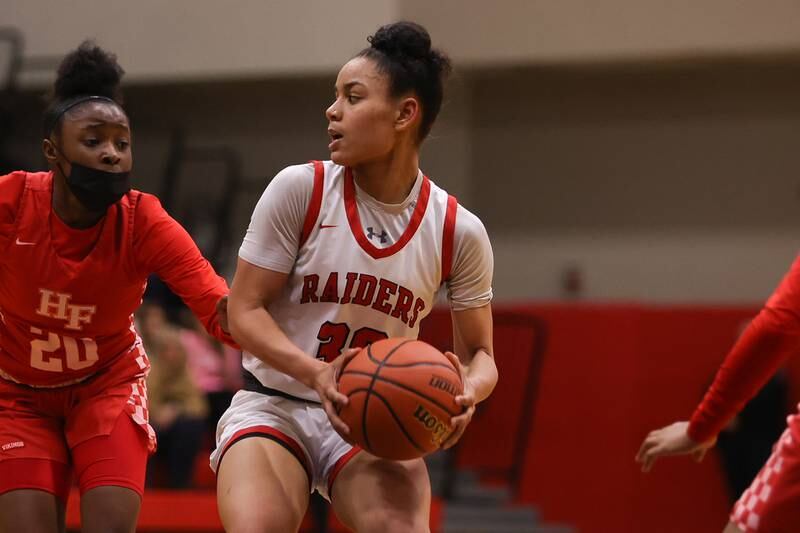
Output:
top-left (227, 257), bottom-right (351, 435)
top-left (442, 303), bottom-right (497, 449)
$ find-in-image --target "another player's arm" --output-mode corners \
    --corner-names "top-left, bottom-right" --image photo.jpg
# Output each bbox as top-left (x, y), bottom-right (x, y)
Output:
top-left (228, 258), bottom-right (352, 436)
top-left (636, 255), bottom-right (800, 472)
top-left (0, 172), bottom-right (26, 263)
top-left (135, 194), bottom-right (235, 346)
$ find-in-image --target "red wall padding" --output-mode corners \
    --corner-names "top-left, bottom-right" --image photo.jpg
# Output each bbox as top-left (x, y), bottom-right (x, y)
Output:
top-left (422, 303), bottom-right (772, 533)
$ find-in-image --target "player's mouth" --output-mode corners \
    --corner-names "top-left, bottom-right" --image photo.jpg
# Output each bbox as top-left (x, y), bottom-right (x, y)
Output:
top-left (328, 129), bottom-right (344, 150)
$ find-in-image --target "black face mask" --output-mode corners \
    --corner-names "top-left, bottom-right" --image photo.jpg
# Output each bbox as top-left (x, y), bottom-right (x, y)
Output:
top-left (57, 160), bottom-right (131, 212)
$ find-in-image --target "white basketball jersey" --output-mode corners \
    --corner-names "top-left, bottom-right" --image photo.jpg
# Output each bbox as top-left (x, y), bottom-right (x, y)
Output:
top-left (243, 160), bottom-right (457, 401)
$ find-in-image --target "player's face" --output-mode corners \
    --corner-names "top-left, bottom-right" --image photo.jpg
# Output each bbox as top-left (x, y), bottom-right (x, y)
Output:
top-left (47, 102), bottom-right (133, 175)
top-left (326, 57), bottom-right (400, 166)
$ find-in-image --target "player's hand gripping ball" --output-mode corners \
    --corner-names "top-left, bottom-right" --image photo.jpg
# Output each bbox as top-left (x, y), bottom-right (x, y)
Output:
top-left (336, 338), bottom-right (464, 460)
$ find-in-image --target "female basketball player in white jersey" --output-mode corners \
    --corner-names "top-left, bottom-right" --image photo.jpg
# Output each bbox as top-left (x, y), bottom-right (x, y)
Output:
top-left (213, 21), bottom-right (497, 532)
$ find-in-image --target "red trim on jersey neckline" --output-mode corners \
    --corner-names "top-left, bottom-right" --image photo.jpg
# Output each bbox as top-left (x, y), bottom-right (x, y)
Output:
top-left (440, 194), bottom-right (458, 284)
top-left (299, 161), bottom-right (325, 248)
top-left (343, 167), bottom-right (431, 259)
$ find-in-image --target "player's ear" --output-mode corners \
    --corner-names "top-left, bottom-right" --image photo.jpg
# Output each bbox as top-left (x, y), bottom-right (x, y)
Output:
top-left (42, 138), bottom-right (59, 164)
top-left (395, 96), bottom-right (420, 134)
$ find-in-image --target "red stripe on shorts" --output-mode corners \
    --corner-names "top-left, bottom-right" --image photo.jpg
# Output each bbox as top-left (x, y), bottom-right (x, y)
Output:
top-left (218, 425), bottom-right (312, 485)
top-left (327, 446), bottom-right (362, 498)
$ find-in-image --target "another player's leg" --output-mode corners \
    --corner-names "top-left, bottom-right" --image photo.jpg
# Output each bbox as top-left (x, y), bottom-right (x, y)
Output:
top-left (725, 422), bottom-right (800, 533)
top-left (331, 452), bottom-right (431, 533)
top-left (0, 382), bottom-right (70, 533)
top-left (79, 487), bottom-right (140, 533)
top-left (71, 414), bottom-right (149, 533)
top-left (0, 489), bottom-right (66, 533)
top-left (217, 437), bottom-right (310, 533)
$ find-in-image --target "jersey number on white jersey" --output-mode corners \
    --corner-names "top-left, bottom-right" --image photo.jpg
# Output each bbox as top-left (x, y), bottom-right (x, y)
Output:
top-left (316, 321), bottom-right (389, 362)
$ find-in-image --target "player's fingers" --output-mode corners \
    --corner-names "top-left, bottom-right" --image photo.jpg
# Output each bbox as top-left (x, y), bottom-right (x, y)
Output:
top-left (441, 422), bottom-right (466, 450)
top-left (323, 399), bottom-right (350, 436)
top-left (642, 455), bottom-right (657, 473)
top-left (454, 393), bottom-right (476, 407)
top-left (216, 296), bottom-right (230, 331)
top-left (636, 437), bottom-right (658, 462)
top-left (450, 410), bottom-right (472, 428)
top-left (638, 441), bottom-right (666, 466)
top-left (325, 386), bottom-right (349, 407)
top-left (342, 347), bottom-right (360, 359)
top-left (444, 351), bottom-right (463, 374)
top-left (692, 448), bottom-right (707, 463)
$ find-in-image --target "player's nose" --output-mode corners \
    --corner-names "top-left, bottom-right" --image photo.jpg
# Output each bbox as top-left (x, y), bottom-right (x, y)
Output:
top-left (100, 150), bottom-right (121, 167)
top-left (326, 101), bottom-right (341, 121)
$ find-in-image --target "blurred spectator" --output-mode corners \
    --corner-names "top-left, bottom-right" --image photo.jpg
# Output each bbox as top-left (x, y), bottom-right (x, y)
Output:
top-left (136, 301), bottom-right (169, 350)
top-left (146, 328), bottom-right (208, 489)
top-left (179, 311), bottom-right (243, 430)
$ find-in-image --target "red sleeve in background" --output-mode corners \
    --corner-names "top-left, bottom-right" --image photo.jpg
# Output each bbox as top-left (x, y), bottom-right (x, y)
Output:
top-left (134, 193), bottom-right (238, 348)
top-left (688, 255), bottom-right (800, 443)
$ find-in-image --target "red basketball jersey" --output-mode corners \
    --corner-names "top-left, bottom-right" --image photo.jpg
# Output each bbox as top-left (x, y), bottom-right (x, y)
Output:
top-left (0, 171), bottom-right (232, 387)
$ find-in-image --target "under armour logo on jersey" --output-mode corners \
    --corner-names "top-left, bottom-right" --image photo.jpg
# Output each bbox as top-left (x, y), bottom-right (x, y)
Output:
top-left (366, 227), bottom-right (389, 244)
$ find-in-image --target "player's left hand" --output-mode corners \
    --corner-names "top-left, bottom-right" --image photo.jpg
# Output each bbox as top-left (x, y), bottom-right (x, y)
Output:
top-left (636, 420), bottom-right (716, 472)
top-left (216, 295), bottom-right (230, 333)
top-left (441, 351), bottom-right (476, 450)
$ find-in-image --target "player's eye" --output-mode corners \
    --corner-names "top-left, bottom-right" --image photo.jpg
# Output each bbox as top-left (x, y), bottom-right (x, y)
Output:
top-left (83, 138), bottom-right (99, 147)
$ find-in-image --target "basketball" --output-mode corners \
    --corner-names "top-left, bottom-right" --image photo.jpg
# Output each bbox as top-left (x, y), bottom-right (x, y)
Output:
top-left (336, 337), bottom-right (464, 460)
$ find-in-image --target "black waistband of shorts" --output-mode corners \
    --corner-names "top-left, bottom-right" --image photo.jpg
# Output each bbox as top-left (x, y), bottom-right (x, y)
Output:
top-left (242, 370), bottom-right (322, 405)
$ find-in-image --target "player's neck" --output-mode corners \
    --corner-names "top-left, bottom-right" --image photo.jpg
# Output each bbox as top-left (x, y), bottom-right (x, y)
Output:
top-left (351, 149), bottom-right (419, 205)
top-left (51, 172), bottom-right (105, 229)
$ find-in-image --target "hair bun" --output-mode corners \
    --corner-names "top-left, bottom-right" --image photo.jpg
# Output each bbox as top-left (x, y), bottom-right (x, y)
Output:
top-left (369, 21), bottom-right (432, 61)
top-left (53, 40), bottom-right (124, 102)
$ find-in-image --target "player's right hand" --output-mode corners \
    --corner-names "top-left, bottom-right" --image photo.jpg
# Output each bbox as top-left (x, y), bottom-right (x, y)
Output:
top-left (635, 421), bottom-right (716, 472)
top-left (312, 348), bottom-right (360, 440)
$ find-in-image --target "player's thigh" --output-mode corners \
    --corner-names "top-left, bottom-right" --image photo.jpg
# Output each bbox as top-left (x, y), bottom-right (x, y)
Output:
top-left (0, 384), bottom-right (70, 533)
top-left (0, 489), bottom-right (65, 533)
top-left (217, 437), bottom-right (310, 533)
top-left (72, 414), bottom-right (149, 533)
top-left (331, 452), bottom-right (431, 533)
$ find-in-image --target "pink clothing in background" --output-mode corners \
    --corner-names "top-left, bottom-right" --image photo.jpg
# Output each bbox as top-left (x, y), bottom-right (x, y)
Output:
top-left (179, 329), bottom-right (243, 393)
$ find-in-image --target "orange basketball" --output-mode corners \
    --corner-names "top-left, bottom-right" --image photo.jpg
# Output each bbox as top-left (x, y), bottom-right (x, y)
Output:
top-left (336, 337), bottom-right (463, 460)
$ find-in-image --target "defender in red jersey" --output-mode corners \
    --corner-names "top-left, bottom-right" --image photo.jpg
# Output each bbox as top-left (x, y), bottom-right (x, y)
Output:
top-left (0, 43), bottom-right (234, 533)
top-left (637, 256), bottom-right (800, 532)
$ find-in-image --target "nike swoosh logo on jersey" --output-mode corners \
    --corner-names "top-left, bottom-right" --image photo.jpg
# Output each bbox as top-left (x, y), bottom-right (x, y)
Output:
top-left (318, 224), bottom-right (337, 229)
top-left (15, 238), bottom-right (36, 246)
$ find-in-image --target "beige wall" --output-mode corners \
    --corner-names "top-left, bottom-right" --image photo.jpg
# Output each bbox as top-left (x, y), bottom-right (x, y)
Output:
top-left (401, 0), bottom-right (800, 64)
top-left (6, 0), bottom-right (396, 83)
top-left (7, 1), bottom-right (800, 84)
top-left (6, 57), bottom-right (800, 303)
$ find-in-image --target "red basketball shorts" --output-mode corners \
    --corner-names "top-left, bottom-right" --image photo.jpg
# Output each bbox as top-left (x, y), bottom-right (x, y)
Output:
top-left (730, 411), bottom-right (800, 532)
top-left (0, 368), bottom-right (155, 502)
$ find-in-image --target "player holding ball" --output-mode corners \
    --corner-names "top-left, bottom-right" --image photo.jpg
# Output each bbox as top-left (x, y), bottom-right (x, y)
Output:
top-left (213, 21), bottom-right (497, 533)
